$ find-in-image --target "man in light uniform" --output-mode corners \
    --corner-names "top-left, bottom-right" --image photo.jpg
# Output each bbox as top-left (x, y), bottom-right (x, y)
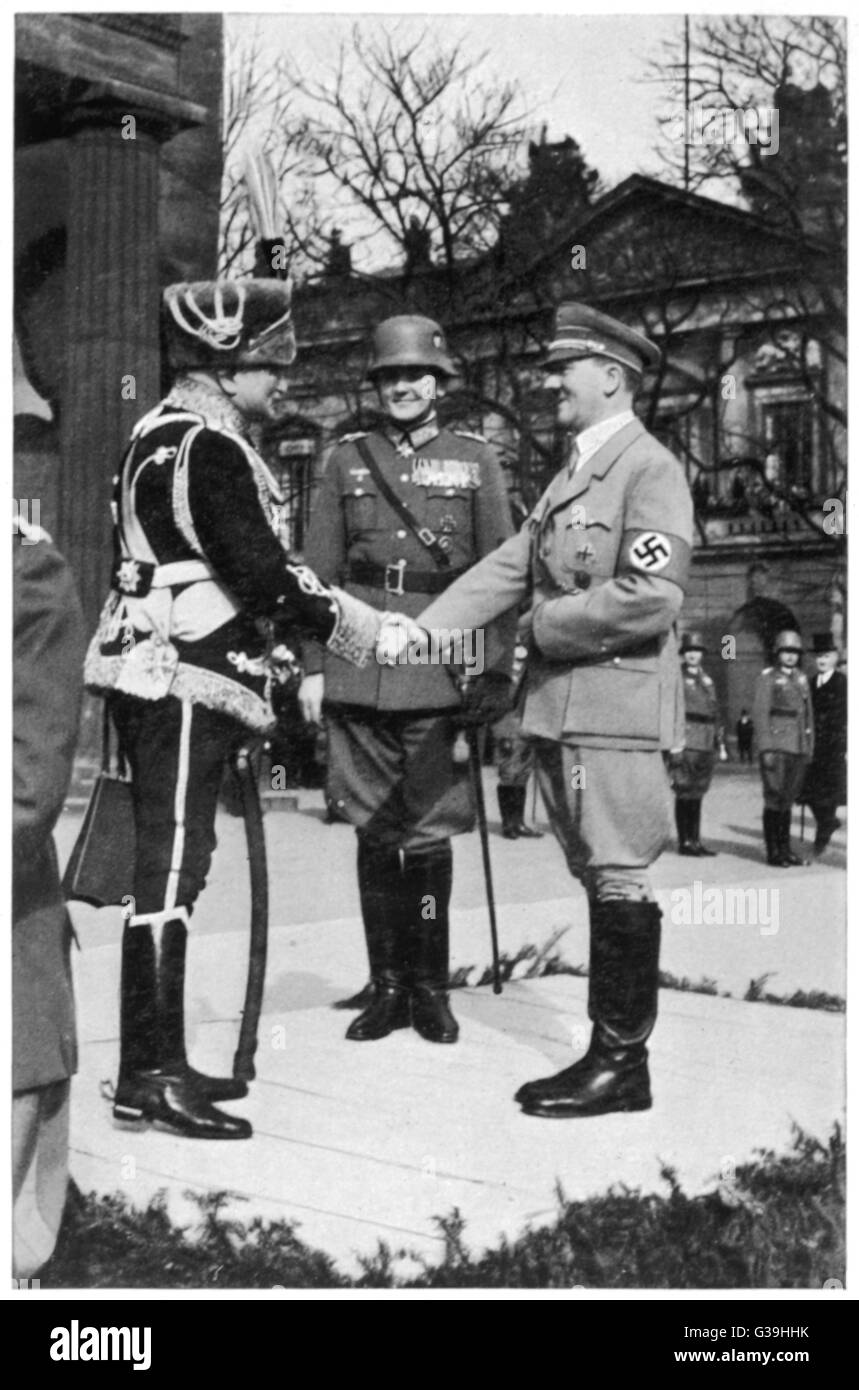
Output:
top-left (669, 631), bottom-right (722, 856)
top-left (386, 303), bottom-right (693, 1118)
top-left (753, 629), bottom-right (814, 866)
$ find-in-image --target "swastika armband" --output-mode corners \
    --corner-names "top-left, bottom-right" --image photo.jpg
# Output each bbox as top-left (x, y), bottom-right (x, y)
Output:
top-left (618, 529), bottom-right (691, 589)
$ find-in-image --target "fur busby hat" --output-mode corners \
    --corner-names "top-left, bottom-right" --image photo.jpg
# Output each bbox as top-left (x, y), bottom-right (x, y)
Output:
top-left (163, 279), bottom-right (297, 373)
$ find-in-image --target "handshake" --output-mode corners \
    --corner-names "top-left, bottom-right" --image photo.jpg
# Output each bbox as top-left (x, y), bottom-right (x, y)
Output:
top-left (375, 612), bottom-right (428, 666)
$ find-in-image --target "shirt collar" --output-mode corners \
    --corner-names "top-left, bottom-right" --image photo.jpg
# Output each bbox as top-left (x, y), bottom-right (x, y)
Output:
top-left (572, 410), bottom-right (637, 471)
top-left (384, 412), bottom-right (439, 455)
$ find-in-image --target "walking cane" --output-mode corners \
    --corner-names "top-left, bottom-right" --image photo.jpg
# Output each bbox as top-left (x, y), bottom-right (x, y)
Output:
top-left (458, 728), bottom-right (503, 994)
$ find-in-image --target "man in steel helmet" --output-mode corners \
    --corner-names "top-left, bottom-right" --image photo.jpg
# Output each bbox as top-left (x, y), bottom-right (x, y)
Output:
top-left (299, 314), bottom-right (515, 1046)
top-left (84, 278), bottom-right (395, 1140)
top-left (669, 632), bottom-right (723, 856)
top-left (753, 629), bottom-right (814, 866)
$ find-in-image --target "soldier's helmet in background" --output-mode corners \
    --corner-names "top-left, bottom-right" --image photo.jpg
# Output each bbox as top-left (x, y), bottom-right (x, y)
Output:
top-left (680, 631), bottom-right (707, 654)
top-left (774, 629), bottom-right (804, 655)
top-left (163, 279), bottom-right (296, 373)
top-left (366, 315), bottom-right (457, 380)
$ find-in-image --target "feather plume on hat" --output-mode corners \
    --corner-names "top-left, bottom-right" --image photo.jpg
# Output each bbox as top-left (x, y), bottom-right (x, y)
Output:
top-left (242, 149), bottom-right (290, 282)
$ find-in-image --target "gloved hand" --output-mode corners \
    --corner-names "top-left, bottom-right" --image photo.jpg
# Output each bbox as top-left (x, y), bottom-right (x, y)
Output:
top-left (456, 671), bottom-right (514, 725)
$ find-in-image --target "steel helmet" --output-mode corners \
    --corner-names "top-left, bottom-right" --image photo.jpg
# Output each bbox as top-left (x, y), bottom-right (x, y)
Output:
top-left (774, 629), bottom-right (804, 654)
top-left (366, 315), bottom-right (457, 380)
top-left (680, 631), bottom-right (706, 654)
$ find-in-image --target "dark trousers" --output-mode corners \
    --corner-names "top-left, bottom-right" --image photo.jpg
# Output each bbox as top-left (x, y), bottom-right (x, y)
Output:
top-left (111, 693), bottom-right (243, 915)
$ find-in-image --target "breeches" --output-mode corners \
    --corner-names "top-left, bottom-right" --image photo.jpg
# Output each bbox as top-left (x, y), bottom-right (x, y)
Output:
top-left (325, 705), bottom-right (475, 851)
top-left (669, 749), bottom-right (715, 799)
top-left (496, 731), bottom-right (536, 787)
top-left (110, 693), bottom-right (244, 916)
top-left (759, 751), bottom-right (810, 811)
top-left (532, 741), bottom-right (673, 902)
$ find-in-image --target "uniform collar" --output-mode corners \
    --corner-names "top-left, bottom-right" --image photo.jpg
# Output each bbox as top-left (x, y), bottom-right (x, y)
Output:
top-left (573, 410), bottom-right (637, 470)
top-left (383, 412), bottom-right (439, 455)
top-left (165, 375), bottom-right (250, 438)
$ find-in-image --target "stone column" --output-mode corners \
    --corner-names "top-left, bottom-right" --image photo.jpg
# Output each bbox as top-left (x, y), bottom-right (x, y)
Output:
top-left (60, 111), bottom-right (163, 632)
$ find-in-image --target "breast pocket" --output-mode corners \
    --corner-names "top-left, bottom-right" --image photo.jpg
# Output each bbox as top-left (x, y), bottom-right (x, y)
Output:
top-left (342, 488), bottom-right (379, 539)
top-left (423, 487), bottom-right (474, 553)
top-left (558, 513), bottom-right (612, 576)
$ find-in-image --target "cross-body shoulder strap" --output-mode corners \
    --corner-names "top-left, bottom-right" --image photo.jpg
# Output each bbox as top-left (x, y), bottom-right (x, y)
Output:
top-left (355, 437), bottom-right (450, 569)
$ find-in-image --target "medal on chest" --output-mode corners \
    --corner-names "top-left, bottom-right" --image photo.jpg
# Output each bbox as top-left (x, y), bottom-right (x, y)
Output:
top-left (410, 458), bottom-right (480, 488)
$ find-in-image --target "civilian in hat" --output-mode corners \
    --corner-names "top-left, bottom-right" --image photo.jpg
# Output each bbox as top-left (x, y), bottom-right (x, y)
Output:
top-left (386, 302), bottom-right (693, 1118)
top-left (298, 314), bottom-right (515, 1045)
top-left (753, 629), bottom-right (814, 866)
top-left (669, 632), bottom-right (723, 855)
top-left (84, 278), bottom-right (405, 1141)
top-left (800, 634), bottom-right (847, 856)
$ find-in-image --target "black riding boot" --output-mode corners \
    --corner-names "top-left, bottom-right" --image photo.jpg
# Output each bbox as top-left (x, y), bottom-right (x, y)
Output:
top-left (345, 840), bottom-right (411, 1041)
top-left (113, 919), bottom-right (251, 1139)
top-left (778, 809), bottom-right (803, 866)
top-left (497, 784), bottom-right (520, 839)
top-left (676, 799), bottom-right (699, 855)
top-left (156, 919), bottom-right (248, 1101)
top-left (763, 808), bottom-right (788, 866)
top-left (508, 784), bottom-right (543, 839)
top-left (689, 799), bottom-right (716, 856)
top-left (515, 900), bottom-right (661, 1118)
top-left (403, 841), bottom-right (459, 1044)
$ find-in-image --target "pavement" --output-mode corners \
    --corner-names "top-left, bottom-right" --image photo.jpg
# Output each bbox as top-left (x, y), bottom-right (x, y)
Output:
top-left (57, 763), bottom-right (846, 1279)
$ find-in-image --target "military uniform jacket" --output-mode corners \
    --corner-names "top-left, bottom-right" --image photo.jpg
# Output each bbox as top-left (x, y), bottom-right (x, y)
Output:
top-left (802, 671), bottom-right (846, 805)
top-left (85, 381), bottom-right (341, 733)
top-left (420, 417), bottom-right (693, 750)
top-left (681, 669), bottom-right (720, 753)
top-left (14, 529), bottom-right (84, 1091)
top-left (303, 418), bottom-right (516, 709)
top-left (753, 666), bottom-right (814, 757)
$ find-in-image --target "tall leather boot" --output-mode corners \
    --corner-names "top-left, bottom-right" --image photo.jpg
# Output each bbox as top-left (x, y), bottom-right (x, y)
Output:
top-left (676, 799), bottom-right (699, 855)
top-left (404, 841), bottom-right (459, 1044)
top-left (778, 809), bottom-right (803, 866)
top-left (515, 900), bottom-right (661, 1118)
top-left (113, 918), bottom-right (251, 1139)
top-left (497, 784), bottom-right (520, 839)
top-left (157, 919), bottom-right (248, 1100)
top-left (763, 809), bottom-right (787, 866)
top-left (689, 799), bottom-right (716, 856)
top-left (508, 784), bottom-right (543, 839)
top-left (345, 840), bottom-right (411, 1041)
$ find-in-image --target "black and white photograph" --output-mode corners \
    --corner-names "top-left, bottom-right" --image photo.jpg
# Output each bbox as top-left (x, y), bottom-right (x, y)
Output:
top-left (11, 3), bottom-right (849, 1304)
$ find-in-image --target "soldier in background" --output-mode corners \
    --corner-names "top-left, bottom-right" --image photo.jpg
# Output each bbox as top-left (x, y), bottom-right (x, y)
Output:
top-left (669, 632), bottom-right (722, 856)
top-left (753, 629), bottom-right (814, 867)
top-left (495, 634), bottom-right (543, 839)
top-left (85, 278), bottom-right (393, 1140)
top-left (299, 315), bottom-right (515, 1045)
top-left (736, 708), bottom-right (754, 763)
top-left (800, 633), bottom-right (847, 856)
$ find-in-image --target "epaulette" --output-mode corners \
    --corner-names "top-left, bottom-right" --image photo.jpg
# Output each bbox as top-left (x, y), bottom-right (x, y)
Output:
top-left (761, 667), bottom-right (773, 675)
top-left (453, 428), bottom-right (488, 444)
top-left (701, 674), bottom-right (713, 685)
top-left (338, 431), bottom-right (368, 444)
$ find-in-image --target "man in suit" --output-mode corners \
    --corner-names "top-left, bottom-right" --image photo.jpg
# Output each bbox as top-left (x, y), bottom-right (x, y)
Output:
top-left (753, 630), bottom-right (814, 867)
top-left (800, 633), bottom-right (847, 856)
top-left (736, 708), bottom-right (754, 762)
top-left (299, 314), bottom-right (515, 1045)
top-left (85, 278), bottom-right (395, 1140)
top-left (669, 632), bottom-right (722, 856)
top-left (387, 302), bottom-right (693, 1118)
top-left (13, 519), bottom-right (85, 1278)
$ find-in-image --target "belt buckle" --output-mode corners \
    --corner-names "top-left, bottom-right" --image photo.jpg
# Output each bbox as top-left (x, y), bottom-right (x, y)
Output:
top-left (385, 559), bottom-right (406, 596)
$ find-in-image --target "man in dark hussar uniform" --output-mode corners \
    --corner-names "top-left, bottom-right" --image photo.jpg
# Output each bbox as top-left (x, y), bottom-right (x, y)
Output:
top-left (753, 629), bottom-right (814, 867)
top-left (298, 315), bottom-right (515, 1045)
top-left (494, 633), bottom-right (543, 839)
top-left (85, 278), bottom-right (395, 1140)
top-left (389, 303), bottom-right (693, 1118)
top-left (14, 518), bottom-right (85, 1278)
top-left (800, 633), bottom-right (847, 856)
top-left (669, 632), bottom-right (722, 856)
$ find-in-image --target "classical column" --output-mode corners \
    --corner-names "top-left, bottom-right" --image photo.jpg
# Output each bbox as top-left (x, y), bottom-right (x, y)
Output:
top-left (60, 111), bottom-right (162, 631)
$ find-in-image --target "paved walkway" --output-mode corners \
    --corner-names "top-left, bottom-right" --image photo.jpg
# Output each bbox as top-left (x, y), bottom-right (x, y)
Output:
top-left (59, 765), bottom-right (846, 1277)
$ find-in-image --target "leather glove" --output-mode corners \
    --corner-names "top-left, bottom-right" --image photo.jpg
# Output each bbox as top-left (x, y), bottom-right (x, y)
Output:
top-left (456, 671), bottom-right (514, 726)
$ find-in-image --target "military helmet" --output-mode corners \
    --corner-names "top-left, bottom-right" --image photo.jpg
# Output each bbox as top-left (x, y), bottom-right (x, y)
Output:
top-left (680, 631), bottom-right (706, 654)
top-left (163, 279), bottom-right (296, 373)
top-left (774, 629), bottom-right (804, 655)
top-left (366, 315), bottom-right (457, 380)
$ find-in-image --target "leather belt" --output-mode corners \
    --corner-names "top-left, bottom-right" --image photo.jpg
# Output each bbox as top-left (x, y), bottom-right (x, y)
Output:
top-left (347, 560), bottom-right (468, 597)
